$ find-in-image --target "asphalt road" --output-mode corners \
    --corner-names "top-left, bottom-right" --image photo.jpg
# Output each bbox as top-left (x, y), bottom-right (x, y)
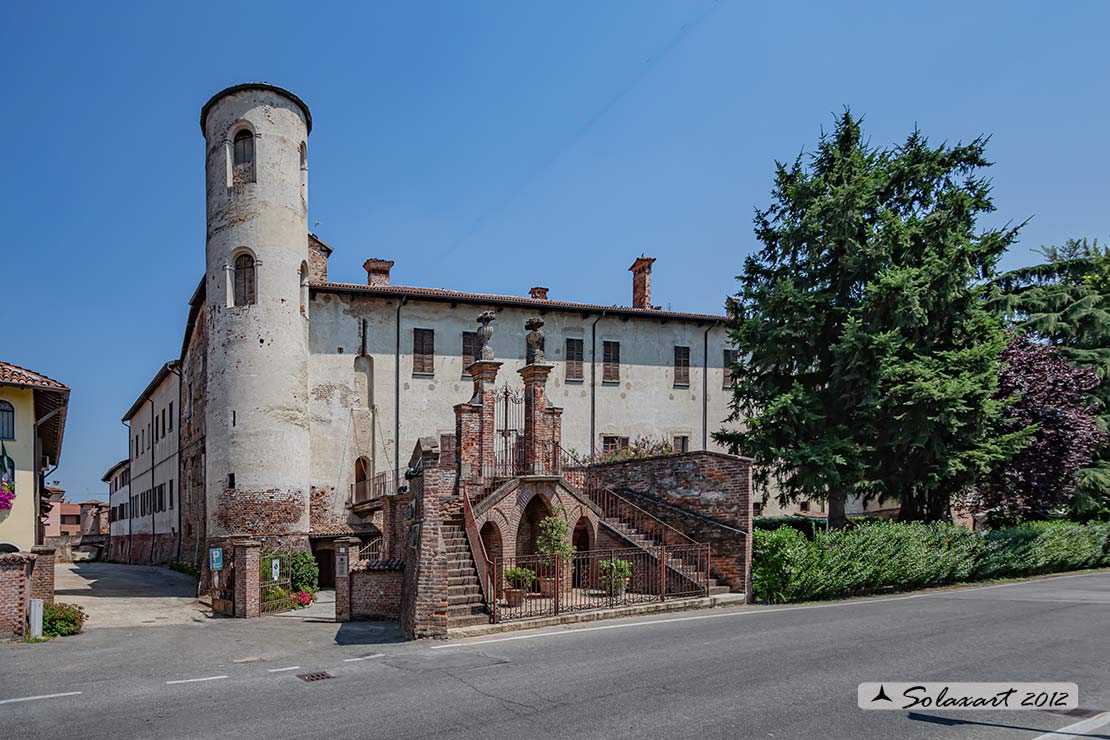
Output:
top-left (2, 571), bottom-right (1108, 740)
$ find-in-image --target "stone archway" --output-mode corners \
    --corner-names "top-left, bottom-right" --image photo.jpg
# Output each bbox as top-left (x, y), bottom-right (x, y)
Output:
top-left (515, 494), bottom-right (553, 558)
top-left (572, 516), bottom-right (593, 588)
top-left (480, 521), bottom-right (503, 564)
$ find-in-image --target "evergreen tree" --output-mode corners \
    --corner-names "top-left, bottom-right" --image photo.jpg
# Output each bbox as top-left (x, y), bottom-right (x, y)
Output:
top-left (985, 238), bottom-right (1110, 519)
top-left (715, 112), bottom-right (1030, 526)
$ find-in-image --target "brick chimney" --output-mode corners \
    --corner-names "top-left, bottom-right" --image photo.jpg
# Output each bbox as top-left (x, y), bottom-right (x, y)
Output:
top-left (529, 286), bottom-right (549, 300)
top-left (363, 258), bottom-right (394, 287)
top-left (629, 256), bottom-right (656, 309)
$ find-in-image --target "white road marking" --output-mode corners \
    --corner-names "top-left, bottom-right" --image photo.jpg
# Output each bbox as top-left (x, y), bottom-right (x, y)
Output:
top-left (165, 675), bottom-right (228, 685)
top-left (920, 571), bottom-right (1102, 595)
top-left (431, 594), bottom-right (924, 648)
top-left (0, 691), bottom-right (82, 705)
top-left (344, 653), bottom-right (384, 662)
top-left (267, 666), bottom-right (301, 673)
top-left (1031, 711), bottom-right (1110, 739)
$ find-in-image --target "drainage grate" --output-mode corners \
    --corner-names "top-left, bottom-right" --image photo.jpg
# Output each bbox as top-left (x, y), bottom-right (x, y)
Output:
top-left (296, 672), bottom-right (334, 682)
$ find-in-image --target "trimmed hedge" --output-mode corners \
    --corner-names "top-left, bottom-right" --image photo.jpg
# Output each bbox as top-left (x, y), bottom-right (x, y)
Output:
top-left (43, 602), bottom-right (86, 637)
top-left (753, 520), bottom-right (1110, 603)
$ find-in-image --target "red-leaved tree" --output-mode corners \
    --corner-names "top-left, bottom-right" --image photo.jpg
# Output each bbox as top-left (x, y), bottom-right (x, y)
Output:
top-left (974, 335), bottom-right (1105, 522)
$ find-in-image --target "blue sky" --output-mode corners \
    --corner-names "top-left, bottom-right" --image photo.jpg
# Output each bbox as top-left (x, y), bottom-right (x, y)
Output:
top-left (1, 1), bottom-right (1107, 500)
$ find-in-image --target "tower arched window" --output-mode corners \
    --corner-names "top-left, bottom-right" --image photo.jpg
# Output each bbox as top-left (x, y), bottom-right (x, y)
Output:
top-left (233, 253), bottom-right (256, 306)
top-left (231, 128), bottom-right (255, 185)
top-left (0, 400), bottom-right (13, 440)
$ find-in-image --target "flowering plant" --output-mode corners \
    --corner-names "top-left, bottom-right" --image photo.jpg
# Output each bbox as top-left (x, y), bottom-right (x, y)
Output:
top-left (291, 590), bottom-right (313, 607)
top-left (0, 479), bottom-right (14, 511)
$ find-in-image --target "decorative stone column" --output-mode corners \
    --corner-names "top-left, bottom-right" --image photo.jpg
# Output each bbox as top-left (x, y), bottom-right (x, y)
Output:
top-left (519, 317), bottom-right (559, 475)
top-left (455, 312), bottom-right (500, 492)
top-left (233, 539), bottom-right (261, 619)
top-left (29, 546), bottom-right (55, 605)
top-left (334, 536), bottom-right (361, 623)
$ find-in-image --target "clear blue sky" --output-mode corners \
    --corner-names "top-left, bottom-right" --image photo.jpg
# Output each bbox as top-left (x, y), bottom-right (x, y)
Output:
top-left (2, 1), bottom-right (1107, 500)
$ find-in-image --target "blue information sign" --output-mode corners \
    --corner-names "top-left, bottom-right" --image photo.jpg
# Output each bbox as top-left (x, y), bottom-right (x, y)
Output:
top-left (209, 547), bottom-right (223, 572)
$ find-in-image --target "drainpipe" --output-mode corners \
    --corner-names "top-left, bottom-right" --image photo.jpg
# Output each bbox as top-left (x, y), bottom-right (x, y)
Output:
top-left (589, 311), bottom-right (608, 458)
top-left (394, 296), bottom-right (408, 473)
top-left (122, 419), bottom-right (131, 563)
top-left (168, 365), bottom-right (183, 561)
top-left (702, 321), bottom-right (719, 450)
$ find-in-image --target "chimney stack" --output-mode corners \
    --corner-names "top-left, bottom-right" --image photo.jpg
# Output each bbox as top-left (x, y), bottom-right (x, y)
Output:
top-left (363, 258), bottom-right (394, 287)
top-left (629, 256), bottom-right (656, 309)
top-left (529, 286), bottom-right (550, 300)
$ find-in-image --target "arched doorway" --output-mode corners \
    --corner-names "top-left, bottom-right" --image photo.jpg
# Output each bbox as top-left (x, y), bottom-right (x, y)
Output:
top-left (480, 521), bottom-right (503, 564)
top-left (572, 517), bottom-right (593, 587)
top-left (515, 494), bottom-right (553, 558)
top-left (354, 456), bottom-right (370, 502)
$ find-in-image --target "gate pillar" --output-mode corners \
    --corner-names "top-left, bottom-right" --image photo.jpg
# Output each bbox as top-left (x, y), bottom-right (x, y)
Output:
top-left (519, 317), bottom-right (560, 475)
top-left (233, 539), bottom-right (261, 619)
top-left (334, 536), bottom-right (361, 622)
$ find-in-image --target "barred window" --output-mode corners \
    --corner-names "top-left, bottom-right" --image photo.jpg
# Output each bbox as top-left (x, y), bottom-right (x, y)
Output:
top-left (413, 328), bottom-right (435, 375)
top-left (462, 331), bottom-right (478, 369)
top-left (0, 400), bottom-right (13, 440)
top-left (723, 349), bottom-right (739, 387)
top-left (234, 253), bottom-right (256, 306)
top-left (565, 338), bottom-right (583, 381)
top-left (602, 341), bottom-right (620, 382)
top-left (674, 346), bottom-right (690, 386)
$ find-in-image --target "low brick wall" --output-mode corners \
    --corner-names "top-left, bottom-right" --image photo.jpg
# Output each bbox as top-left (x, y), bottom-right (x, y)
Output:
top-left (30, 546), bottom-right (55, 605)
top-left (351, 562), bottom-right (404, 620)
top-left (587, 451), bottom-right (753, 594)
top-left (0, 553), bottom-right (35, 640)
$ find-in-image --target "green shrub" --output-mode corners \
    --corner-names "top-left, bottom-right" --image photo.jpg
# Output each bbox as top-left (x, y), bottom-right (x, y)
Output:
top-left (289, 550), bottom-right (319, 594)
top-left (168, 561), bottom-right (199, 579)
top-left (536, 513), bottom-right (574, 557)
top-left (42, 603), bottom-right (86, 637)
top-left (261, 585), bottom-right (290, 603)
top-left (753, 516), bottom-right (825, 539)
top-left (598, 559), bottom-right (633, 593)
top-left (504, 566), bottom-right (536, 589)
top-left (976, 521), bottom-right (1110, 579)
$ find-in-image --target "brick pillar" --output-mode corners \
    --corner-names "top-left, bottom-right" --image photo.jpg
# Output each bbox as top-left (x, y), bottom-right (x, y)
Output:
top-left (29, 546), bottom-right (55, 605)
top-left (519, 363), bottom-right (555, 474)
top-left (0, 553), bottom-right (34, 639)
top-left (334, 537), bottom-right (361, 623)
top-left (233, 540), bottom-right (261, 619)
top-left (400, 477), bottom-right (449, 639)
top-left (456, 360), bottom-right (500, 492)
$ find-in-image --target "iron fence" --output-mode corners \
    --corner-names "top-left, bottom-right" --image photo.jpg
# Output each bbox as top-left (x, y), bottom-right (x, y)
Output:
top-left (353, 468), bottom-right (410, 504)
top-left (260, 548), bottom-right (293, 613)
top-left (491, 543), bottom-right (709, 623)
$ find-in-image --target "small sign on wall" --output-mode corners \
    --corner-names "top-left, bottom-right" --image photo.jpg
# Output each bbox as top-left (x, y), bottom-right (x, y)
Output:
top-left (209, 547), bottom-right (223, 572)
top-left (271, 558), bottom-right (281, 581)
top-left (336, 547), bottom-right (348, 574)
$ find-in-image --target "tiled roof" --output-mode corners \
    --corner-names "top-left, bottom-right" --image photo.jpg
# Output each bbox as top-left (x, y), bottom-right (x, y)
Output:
top-left (311, 282), bottom-right (727, 322)
top-left (0, 361), bottom-right (68, 391)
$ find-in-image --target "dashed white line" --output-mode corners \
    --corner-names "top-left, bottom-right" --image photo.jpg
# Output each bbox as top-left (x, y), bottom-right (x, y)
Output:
top-left (344, 653), bottom-right (385, 662)
top-left (267, 666), bottom-right (301, 673)
top-left (1032, 711), bottom-right (1110, 739)
top-left (165, 675), bottom-right (228, 685)
top-left (0, 691), bottom-right (82, 705)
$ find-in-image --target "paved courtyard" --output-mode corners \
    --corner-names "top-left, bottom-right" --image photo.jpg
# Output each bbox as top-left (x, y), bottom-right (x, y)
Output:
top-left (54, 562), bottom-right (209, 628)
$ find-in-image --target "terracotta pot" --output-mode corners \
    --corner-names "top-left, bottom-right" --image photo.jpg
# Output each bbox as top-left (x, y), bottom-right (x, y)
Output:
top-left (503, 588), bottom-right (525, 608)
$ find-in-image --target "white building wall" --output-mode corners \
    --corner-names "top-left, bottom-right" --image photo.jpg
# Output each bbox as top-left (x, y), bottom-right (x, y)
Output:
top-left (124, 371), bottom-right (180, 539)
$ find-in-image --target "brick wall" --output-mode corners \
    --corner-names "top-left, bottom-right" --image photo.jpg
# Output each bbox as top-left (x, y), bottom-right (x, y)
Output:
top-left (29, 547), bottom-right (55, 605)
top-left (0, 553), bottom-right (34, 639)
top-left (400, 473), bottom-right (449, 639)
top-left (588, 451), bottom-right (753, 594)
top-left (350, 565), bottom-right (404, 620)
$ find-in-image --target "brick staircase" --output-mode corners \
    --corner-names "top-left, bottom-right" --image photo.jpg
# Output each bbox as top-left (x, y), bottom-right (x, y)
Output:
top-left (444, 516), bottom-right (490, 628)
top-left (603, 519), bottom-right (730, 596)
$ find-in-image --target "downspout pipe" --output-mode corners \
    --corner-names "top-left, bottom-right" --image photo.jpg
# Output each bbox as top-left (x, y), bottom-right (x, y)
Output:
top-left (589, 311), bottom-right (608, 458)
top-left (394, 296), bottom-right (408, 473)
top-left (702, 320), bottom-right (719, 450)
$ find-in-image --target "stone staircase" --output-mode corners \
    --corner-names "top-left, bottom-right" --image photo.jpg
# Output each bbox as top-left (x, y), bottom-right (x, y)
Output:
top-left (443, 516), bottom-right (490, 628)
top-left (603, 519), bottom-right (730, 596)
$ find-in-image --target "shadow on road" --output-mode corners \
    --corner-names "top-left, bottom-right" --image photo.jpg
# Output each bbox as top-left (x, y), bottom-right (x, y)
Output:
top-left (908, 711), bottom-right (1110, 738)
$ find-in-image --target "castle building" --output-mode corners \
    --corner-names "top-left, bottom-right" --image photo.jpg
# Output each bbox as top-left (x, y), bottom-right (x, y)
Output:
top-left (156, 83), bottom-right (745, 577)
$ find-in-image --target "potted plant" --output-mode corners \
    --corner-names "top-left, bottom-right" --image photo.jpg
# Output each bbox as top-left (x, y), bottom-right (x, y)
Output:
top-left (598, 558), bottom-right (633, 598)
top-left (502, 566), bottom-right (536, 607)
top-left (535, 512), bottom-right (574, 597)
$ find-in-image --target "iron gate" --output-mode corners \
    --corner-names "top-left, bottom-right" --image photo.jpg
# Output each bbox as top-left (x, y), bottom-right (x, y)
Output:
top-left (491, 385), bottom-right (525, 479)
top-left (260, 547), bottom-right (294, 613)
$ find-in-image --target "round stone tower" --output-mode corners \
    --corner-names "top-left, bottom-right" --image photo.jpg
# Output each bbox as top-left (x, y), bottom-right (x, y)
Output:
top-left (200, 83), bottom-right (313, 547)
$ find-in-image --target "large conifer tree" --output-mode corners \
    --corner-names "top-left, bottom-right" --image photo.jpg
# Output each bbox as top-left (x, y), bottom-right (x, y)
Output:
top-left (715, 112), bottom-right (1029, 525)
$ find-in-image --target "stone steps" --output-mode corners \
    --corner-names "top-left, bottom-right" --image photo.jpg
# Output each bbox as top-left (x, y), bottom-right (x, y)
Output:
top-left (444, 516), bottom-right (490, 628)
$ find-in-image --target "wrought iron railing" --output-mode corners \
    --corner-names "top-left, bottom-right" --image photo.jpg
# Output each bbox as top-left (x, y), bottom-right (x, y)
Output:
top-left (491, 544), bottom-right (710, 623)
top-left (352, 468), bottom-right (410, 505)
top-left (462, 490), bottom-right (493, 608)
top-left (359, 537), bottom-right (383, 562)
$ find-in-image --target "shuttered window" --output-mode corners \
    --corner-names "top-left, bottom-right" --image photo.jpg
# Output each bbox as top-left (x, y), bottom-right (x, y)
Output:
top-left (413, 328), bottom-right (435, 375)
top-left (674, 345), bottom-right (690, 386)
top-left (462, 331), bottom-right (478, 370)
top-left (565, 338), bottom-right (584, 381)
top-left (602, 341), bottom-right (620, 382)
top-left (0, 400), bottom-right (13, 440)
top-left (723, 349), bottom-right (739, 387)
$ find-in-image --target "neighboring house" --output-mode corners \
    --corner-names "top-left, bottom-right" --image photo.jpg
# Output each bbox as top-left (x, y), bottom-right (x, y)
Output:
top-left (102, 459), bottom-right (129, 550)
top-left (171, 83), bottom-right (741, 572)
top-left (0, 361), bottom-right (69, 552)
top-left (42, 484), bottom-right (81, 537)
top-left (118, 362), bottom-right (180, 564)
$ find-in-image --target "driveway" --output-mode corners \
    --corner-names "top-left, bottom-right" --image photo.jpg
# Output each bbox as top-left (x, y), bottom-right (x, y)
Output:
top-left (54, 562), bottom-right (209, 629)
